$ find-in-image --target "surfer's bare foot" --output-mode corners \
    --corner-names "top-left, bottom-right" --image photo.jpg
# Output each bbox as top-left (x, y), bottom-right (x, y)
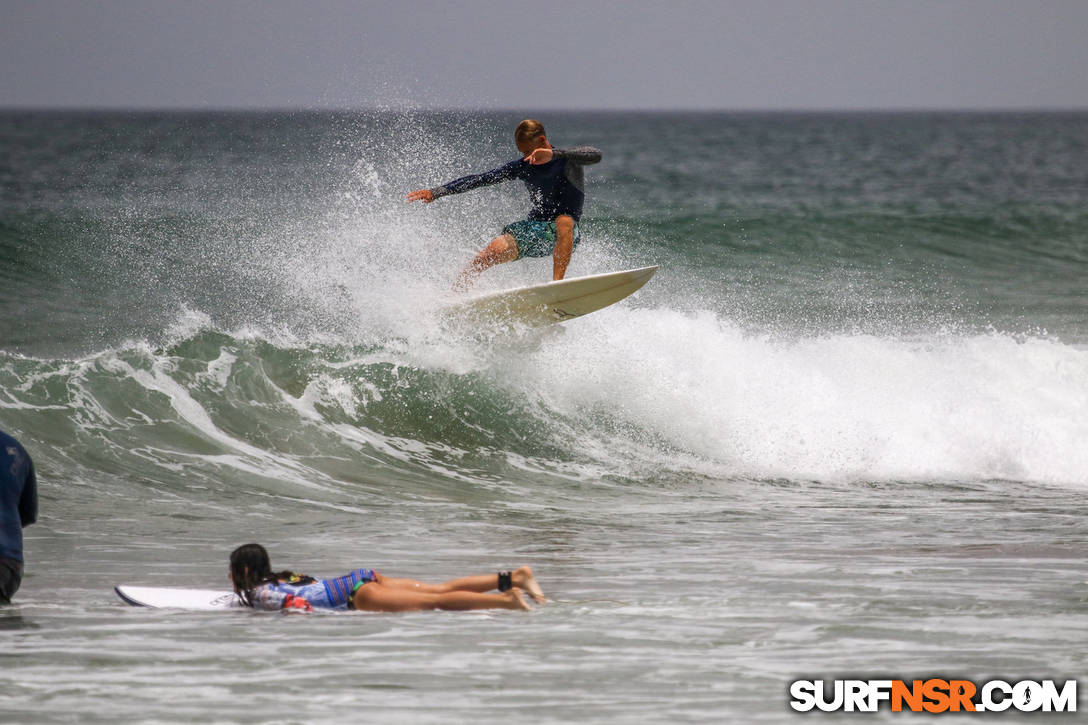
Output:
top-left (506, 588), bottom-right (531, 611)
top-left (513, 565), bottom-right (546, 603)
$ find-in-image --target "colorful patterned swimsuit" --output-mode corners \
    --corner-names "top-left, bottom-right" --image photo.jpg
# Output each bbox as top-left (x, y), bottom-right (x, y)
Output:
top-left (248, 569), bottom-right (377, 610)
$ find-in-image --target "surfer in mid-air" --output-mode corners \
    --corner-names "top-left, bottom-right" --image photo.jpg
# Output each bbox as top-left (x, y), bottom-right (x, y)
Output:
top-left (406, 119), bottom-right (601, 289)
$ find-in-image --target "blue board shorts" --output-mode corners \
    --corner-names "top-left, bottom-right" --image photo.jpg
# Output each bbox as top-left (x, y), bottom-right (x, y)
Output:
top-left (503, 220), bottom-right (581, 258)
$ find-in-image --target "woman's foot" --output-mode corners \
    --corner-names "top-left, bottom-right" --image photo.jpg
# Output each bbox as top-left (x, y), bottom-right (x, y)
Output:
top-left (506, 588), bottom-right (531, 611)
top-left (512, 565), bottom-right (546, 603)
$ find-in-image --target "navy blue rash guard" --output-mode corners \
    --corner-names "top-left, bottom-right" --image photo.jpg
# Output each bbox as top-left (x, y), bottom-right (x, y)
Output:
top-left (431, 146), bottom-right (602, 222)
top-left (0, 431), bottom-right (37, 563)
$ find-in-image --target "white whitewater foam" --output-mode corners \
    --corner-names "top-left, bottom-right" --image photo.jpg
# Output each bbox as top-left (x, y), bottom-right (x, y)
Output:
top-left (504, 306), bottom-right (1088, 486)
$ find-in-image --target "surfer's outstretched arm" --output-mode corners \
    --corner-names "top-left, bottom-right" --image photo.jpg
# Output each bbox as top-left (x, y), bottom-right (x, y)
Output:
top-left (406, 161), bottom-right (523, 206)
top-left (405, 189), bottom-right (435, 203)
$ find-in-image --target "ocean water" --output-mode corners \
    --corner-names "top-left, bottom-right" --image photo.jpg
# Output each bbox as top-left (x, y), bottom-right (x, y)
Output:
top-left (1, 110), bottom-right (1087, 722)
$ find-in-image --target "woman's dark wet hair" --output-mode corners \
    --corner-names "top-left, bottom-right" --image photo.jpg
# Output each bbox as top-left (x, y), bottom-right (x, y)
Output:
top-left (229, 543), bottom-right (313, 607)
top-left (230, 543), bottom-right (272, 606)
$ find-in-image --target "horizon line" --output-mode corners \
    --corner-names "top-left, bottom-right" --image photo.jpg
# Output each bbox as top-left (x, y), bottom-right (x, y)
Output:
top-left (3, 103), bottom-right (1088, 115)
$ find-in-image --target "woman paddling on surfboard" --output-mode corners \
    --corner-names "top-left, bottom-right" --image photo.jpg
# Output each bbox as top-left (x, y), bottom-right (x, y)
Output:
top-left (228, 543), bottom-right (545, 612)
top-left (406, 119), bottom-right (602, 289)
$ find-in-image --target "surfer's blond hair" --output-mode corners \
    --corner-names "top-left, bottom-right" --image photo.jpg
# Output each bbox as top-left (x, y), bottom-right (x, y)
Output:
top-left (515, 119), bottom-right (546, 144)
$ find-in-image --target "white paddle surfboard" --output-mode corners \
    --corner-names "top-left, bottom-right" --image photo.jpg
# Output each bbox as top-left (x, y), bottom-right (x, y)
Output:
top-left (115, 585), bottom-right (244, 610)
top-left (447, 265), bottom-right (658, 328)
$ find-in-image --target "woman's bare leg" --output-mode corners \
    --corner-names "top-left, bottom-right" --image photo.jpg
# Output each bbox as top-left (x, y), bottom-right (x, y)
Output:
top-left (377, 566), bottom-right (545, 602)
top-left (352, 583), bottom-right (530, 612)
top-left (377, 573), bottom-right (496, 594)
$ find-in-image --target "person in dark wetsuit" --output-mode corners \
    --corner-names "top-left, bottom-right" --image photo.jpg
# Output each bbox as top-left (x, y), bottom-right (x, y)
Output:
top-left (0, 430), bottom-right (37, 604)
top-left (406, 119), bottom-right (602, 289)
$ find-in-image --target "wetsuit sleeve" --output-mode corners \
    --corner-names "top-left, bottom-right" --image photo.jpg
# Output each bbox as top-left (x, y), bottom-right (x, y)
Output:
top-left (18, 458), bottom-right (36, 527)
top-left (553, 147), bottom-right (602, 165)
top-left (250, 586), bottom-right (289, 611)
top-left (431, 159), bottom-right (524, 199)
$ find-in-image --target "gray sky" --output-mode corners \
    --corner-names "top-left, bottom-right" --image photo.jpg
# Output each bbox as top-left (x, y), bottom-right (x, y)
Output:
top-left (3, 0), bottom-right (1087, 111)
